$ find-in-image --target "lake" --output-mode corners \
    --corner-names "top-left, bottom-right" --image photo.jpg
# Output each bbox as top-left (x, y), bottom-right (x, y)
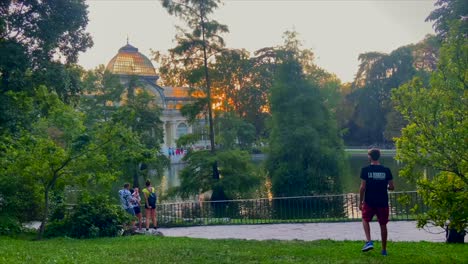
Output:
top-left (156, 150), bottom-right (417, 196)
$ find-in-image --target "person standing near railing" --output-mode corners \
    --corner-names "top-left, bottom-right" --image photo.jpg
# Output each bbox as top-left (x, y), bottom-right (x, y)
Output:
top-left (143, 180), bottom-right (158, 232)
top-left (131, 186), bottom-right (142, 231)
top-left (359, 148), bottom-right (395, 256)
top-left (119, 183), bottom-right (136, 229)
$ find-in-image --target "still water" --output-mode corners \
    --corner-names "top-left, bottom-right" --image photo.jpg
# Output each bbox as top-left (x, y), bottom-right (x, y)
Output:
top-left (152, 152), bottom-right (416, 195)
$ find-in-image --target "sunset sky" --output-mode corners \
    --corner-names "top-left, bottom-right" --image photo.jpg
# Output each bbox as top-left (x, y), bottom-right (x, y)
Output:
top-left (79, 0), bottom-right (437, 83)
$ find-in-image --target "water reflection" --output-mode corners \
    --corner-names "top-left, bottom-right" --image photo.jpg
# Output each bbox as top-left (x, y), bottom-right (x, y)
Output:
top-left (342, 154), bottom-right (416, 193)
top-left (160, 152), bottom-right (418, 194)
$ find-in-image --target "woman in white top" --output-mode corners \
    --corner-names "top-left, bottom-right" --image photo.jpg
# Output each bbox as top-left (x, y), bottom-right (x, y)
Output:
top-left (131, 186), bottom-right (142, 230)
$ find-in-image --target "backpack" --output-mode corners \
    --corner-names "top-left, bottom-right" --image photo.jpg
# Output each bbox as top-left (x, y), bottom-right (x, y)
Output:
top-left (147, 187), bottom-right (157, 207)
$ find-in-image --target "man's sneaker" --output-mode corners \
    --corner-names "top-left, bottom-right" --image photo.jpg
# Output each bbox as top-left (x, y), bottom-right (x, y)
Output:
top-left (361, 241), bottom-right (374, 252)
top-left (381, 250), bottom-right (387, 256)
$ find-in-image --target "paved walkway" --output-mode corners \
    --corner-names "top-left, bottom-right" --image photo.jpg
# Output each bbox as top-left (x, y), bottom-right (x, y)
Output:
top-left (159, 221), bottom-right (451, 242)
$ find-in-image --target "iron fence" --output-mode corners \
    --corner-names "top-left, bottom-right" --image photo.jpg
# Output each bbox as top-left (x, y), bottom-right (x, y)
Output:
top-left (154, 191), bottom-right (426, 227)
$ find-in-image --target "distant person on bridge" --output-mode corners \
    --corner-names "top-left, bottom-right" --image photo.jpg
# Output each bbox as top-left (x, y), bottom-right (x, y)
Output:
top-left (359, 148), bottom-right (394, 256)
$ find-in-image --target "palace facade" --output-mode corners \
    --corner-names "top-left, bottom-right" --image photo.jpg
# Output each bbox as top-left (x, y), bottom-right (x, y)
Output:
top-left (105, 42), bottom-right (206, 153)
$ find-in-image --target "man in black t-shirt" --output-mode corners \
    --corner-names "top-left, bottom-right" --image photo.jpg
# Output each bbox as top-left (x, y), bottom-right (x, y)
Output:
top-left (359, 148), bottom-right (394, 256)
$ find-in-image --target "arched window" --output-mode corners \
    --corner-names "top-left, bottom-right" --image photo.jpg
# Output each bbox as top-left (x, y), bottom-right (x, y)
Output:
top-left (176, 123), bottom-right (188, 138)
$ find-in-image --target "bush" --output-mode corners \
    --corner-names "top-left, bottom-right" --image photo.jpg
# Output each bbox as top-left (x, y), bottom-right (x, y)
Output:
top-left (46, 195), bottom-right (130, 239)
top-left (44, 219), bottom-right (68, 238)
top-left (0, 214), bottom-right (22, 235)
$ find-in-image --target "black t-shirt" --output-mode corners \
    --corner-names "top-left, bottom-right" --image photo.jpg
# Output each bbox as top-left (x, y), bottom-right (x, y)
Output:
top-left (360, 164), bottom-right (393, 207)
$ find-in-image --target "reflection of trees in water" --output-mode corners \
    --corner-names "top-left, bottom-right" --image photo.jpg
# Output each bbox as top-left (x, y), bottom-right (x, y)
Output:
top-left (165, 153), bottom-right (420, 196)
top-left (344, 155), bottom-right (417, 193)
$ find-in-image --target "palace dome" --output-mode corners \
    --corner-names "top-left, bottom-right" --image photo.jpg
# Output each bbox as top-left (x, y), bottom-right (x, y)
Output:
top-left (106, 43), bottom-right (157, 77)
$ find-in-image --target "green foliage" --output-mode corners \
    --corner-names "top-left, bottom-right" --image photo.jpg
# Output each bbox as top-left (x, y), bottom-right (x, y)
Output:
top-left (174, 149), bottom-right (260, 199)
top-left (341, 35), bottom-right (440, 146)
top-left (0, 0), bottom-right (92, 64)
top-left (160, 0), bottom-right (229, 153)
top-left (176, 133), bottom-right (200, 148)
top-left (416, 173), bottom-right (467, 232)
top-left (267, 57), bottom-right (345, 197)
top-left (392, 22), bottom-right (467, 233)
top-left (0, 215), bottom-right (22, 235)
top-left (45, 195), bottom-right (129, 239)
top-left (0, 87), bottom-right (145, 238)
top-left (426, 0), bottom-right (468, 38)
top-left (0, 0), bottom-right (93, 112)
top-left (215, 112), bottom-right (256, 150)
top-left (79, 69), bottom-right (168, 187)
top-left (0, 135), bottom-right (43, 222)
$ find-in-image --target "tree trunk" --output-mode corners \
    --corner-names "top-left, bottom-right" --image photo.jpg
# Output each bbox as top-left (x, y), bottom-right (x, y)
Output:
top-left (446, 227), bottom-right (466, 243)
top-left (38, 188), bottom-right (50, 240)
top-left (200, 0), bottom-right (215, 154)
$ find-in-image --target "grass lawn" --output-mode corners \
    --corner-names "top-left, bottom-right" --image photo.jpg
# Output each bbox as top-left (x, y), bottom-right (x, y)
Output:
top-left (0, 236), bottom-right (466, 263)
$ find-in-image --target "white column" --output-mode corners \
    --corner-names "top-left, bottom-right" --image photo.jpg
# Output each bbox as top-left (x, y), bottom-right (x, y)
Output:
top-left (162, 121), bottom-right (169, 153)
top-left (171, 121), bottom-right (177, 146)
top-left (188, 123), bottom-right (193, 134)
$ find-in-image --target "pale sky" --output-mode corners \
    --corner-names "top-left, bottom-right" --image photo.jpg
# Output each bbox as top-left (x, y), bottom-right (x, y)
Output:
top-left (79, 0), bottom-right (436, 83)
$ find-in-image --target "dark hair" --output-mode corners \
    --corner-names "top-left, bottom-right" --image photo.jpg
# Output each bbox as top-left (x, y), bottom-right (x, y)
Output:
top-left (123, 183), bottom-right (130, 188)
top-left (145, 180), bottom-right (151, 187)
top-left (368, 148), bottom-right (381, 161)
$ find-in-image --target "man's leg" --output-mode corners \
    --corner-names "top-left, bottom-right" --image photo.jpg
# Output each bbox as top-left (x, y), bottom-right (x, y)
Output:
top-left (376, 206), bottom-right (390, 255)
top-left (361, 204), bottom-right (375, 252)
top-left (380, 224), bottom-right (388, 250)
top-left (362, 220), bottom-right (371, 241)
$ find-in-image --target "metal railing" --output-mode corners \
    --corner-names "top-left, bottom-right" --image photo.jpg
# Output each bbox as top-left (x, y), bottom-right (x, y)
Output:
top-left (154, 191), bottom-right (426, 227)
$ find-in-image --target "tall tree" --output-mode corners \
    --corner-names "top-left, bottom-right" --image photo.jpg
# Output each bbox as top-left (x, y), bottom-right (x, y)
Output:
top-left (267, 54), bottom-right (345, 197)
top-left (160, 0), bottom-right (228, 154)
top-left (343, 37), bottom-right (440, 146)
top-left (392, 22), bottom-right (467, 243)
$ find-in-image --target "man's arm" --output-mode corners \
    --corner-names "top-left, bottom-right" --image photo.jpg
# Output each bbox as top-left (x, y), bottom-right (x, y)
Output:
top-left (359, 179), bottom-right (366, 211)
top-left (387, 180), bottom-right (395, 191)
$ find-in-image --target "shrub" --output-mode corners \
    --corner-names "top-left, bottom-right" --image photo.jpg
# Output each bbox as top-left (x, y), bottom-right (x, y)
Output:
top-left (0, 214), bottom-right (22, 235)
top-left (45, 195), bottom-right (130, 239)
top-left (44, 219), bottom-right (68, 238)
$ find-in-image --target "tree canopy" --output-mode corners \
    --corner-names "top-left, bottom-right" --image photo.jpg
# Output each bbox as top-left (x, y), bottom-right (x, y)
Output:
top-left (426, 0), bottom-right (468, 38)
top-left (392, 22), bottom-right (467, 241)
top-left (266, 35), bottom-right (345, 197)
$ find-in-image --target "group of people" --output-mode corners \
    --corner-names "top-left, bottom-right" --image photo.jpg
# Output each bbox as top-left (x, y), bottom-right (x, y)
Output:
top-left (119, 180), bottom-right (158, 232)
top-left (167, 147), bottom-right (186, 156)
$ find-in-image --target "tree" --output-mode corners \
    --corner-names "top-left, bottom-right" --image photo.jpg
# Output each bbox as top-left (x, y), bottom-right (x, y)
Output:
top-left (160, 0), bottom-right (228, 154)
top-left (0, 0), bottom-right (93, 137)
top-left (80, 68), bottom-right (168, 188)
top-left (392, 22), bottom-right (467, 243)
top-left (343, 36), bottom-right (440, 146)
top-left (426, 0), bottom-right (468, 38)
top-left (0, 0), bottom-right (92, 94)
top-left (215, 111), bottom-right (256, 150)
top-left (174, 149), bottom-right (260, 200)
top-left (0, 87), bottom-right (135, 239)
top-left (266, 56), bottom-right (345, 197)
top-left (0, 0), bottom-right (92, 65)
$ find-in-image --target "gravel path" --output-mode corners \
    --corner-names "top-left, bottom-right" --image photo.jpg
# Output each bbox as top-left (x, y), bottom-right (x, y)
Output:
top-left (158, 221), bottom-right (453, 242)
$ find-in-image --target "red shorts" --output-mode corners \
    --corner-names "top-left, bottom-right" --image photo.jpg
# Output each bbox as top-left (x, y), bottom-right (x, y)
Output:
top-left (362, 203), bottom-right (389, 225)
